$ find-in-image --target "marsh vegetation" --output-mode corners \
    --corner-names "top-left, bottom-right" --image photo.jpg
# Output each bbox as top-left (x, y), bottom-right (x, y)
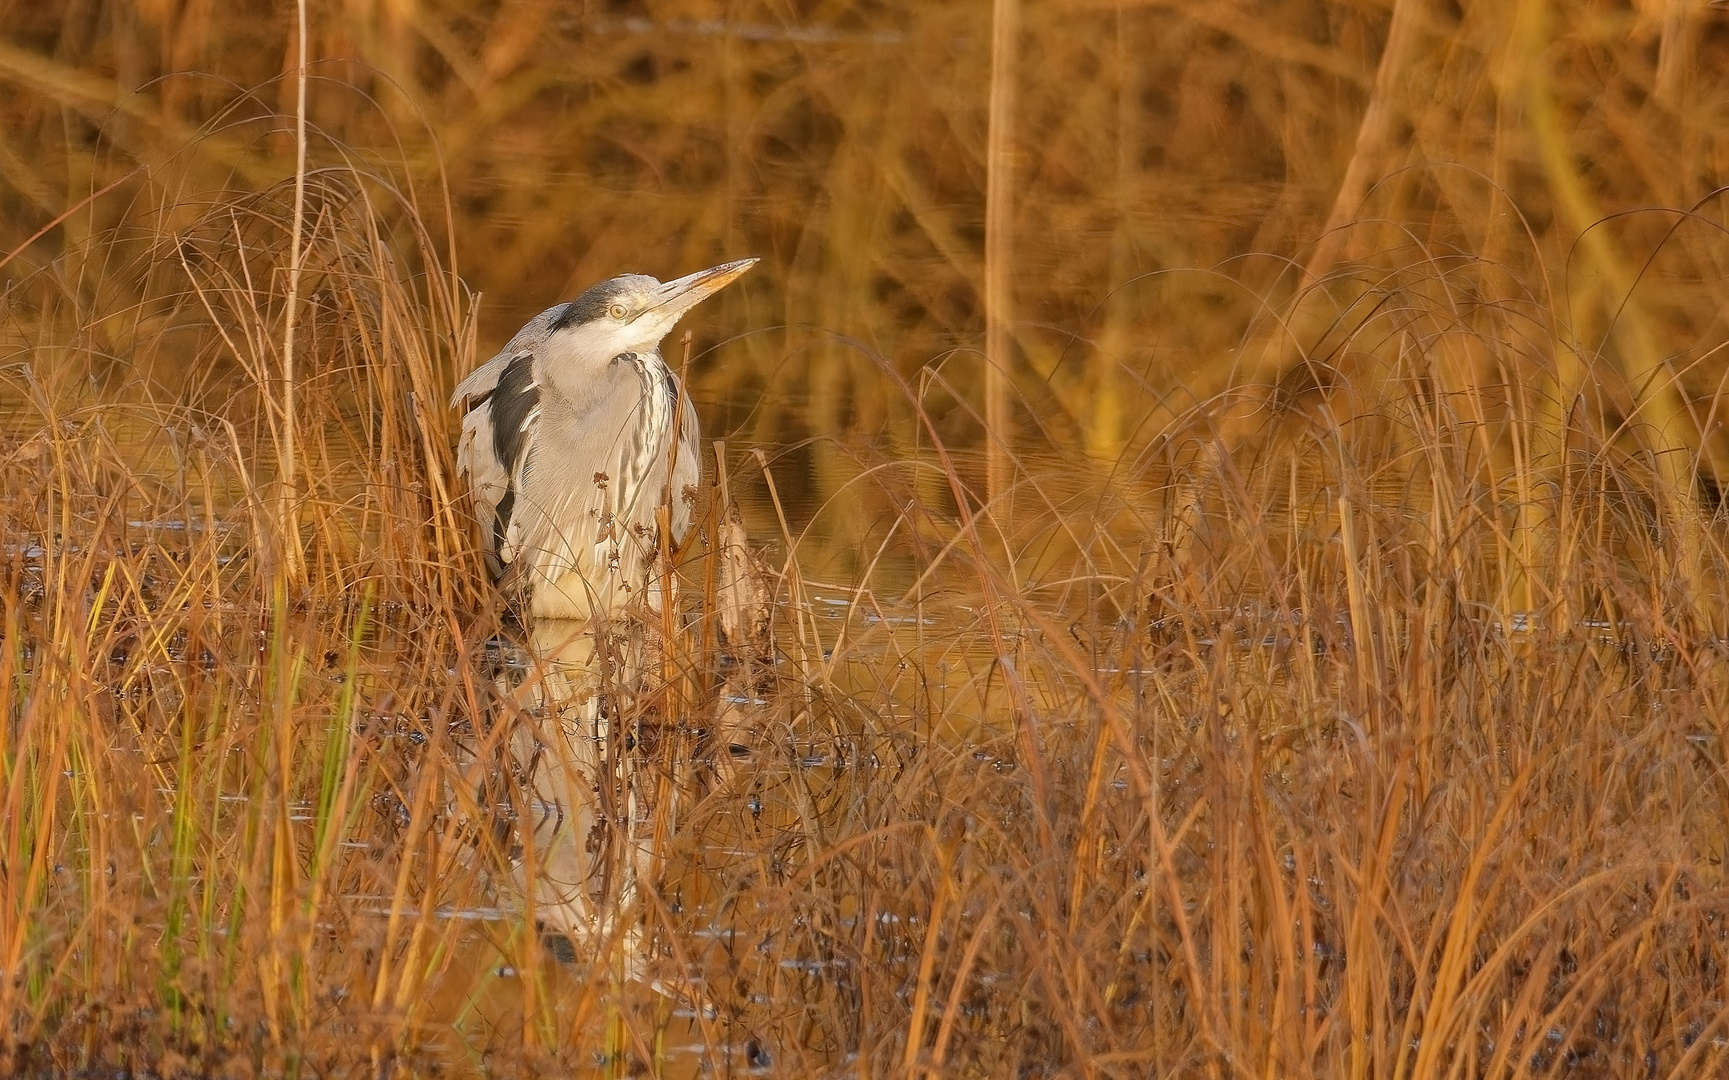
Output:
top-left (5, 1), bottom-right (1729, 1076)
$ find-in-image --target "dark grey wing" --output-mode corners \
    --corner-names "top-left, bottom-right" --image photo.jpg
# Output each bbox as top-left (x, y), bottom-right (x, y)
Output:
top-left (489, 353), bottom-right (539, 479)
top-left (454, 350), bottom-right (539, 580)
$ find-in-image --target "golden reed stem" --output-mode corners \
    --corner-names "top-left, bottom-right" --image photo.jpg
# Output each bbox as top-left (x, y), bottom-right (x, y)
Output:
top-left (984, 0), bottom-right (1019, 507)
top-left (279, 0), bottom-right (309, 583)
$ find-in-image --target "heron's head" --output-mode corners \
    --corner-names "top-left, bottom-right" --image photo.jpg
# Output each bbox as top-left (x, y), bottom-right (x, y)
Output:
top-left (537, 257), bottom-right (758, 367)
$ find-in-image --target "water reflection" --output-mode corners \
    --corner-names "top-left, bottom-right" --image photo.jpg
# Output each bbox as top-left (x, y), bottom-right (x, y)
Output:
top-left (484, 617), bottom-right (656, 982)
top-left (430, 602), bottom-right (792, 1076)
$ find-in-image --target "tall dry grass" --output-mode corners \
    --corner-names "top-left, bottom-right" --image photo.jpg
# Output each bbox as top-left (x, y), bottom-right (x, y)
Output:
top-left (3, 1), bottom-right (1729, 1078)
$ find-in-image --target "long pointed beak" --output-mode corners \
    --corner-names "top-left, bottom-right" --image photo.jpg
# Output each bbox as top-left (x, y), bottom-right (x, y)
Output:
top-left (642, 257), bottom-right (759, 324)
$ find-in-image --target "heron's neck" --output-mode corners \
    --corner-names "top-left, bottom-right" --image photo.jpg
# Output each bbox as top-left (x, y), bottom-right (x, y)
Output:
top-left (622, 348), bottom-right (676, 431)
top-left (617, 347), bottom-right (672, 392)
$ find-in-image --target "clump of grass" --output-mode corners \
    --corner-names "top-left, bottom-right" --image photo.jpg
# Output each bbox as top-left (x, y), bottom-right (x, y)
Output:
top-left (676, 233), bottom-right (1729, 1075)
top-left (0, 130), bottom-right (512, 1076)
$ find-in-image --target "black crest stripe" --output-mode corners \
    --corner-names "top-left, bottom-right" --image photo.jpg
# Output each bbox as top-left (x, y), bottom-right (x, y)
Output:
top-left (549, 278), bottom-right (630, 331)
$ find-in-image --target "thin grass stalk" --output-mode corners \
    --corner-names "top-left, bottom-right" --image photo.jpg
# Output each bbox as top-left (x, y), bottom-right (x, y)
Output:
top-left (984, 0), bottom-right (1018, 506)
top-left (1301, 0), bottom-right (1425, 296)
top-left (278, 0), bottom-right (309, 585)
top-left (1089, 2), bottom-right (1134, 463)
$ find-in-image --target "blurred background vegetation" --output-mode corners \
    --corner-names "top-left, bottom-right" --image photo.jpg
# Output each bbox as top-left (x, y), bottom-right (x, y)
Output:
top-left (5, 0), bottom-right (1728, 502)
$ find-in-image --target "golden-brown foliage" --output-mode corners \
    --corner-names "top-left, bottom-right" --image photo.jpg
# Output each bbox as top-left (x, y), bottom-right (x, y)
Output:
top-left (5, 1), bottom-right (1729, 1078)
top-left (5, 1), bottom-right (1729, 463)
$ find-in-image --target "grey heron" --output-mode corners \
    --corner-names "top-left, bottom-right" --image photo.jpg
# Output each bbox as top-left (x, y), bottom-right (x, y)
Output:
top-left (450, 257), bottom-right (758, 619)
top-left (447, 259), bottom-right (757, 978)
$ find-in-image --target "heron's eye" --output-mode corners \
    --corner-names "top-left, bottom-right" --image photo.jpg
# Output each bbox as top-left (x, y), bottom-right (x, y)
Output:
top-left (607, 302), bottom-right (628, 320)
